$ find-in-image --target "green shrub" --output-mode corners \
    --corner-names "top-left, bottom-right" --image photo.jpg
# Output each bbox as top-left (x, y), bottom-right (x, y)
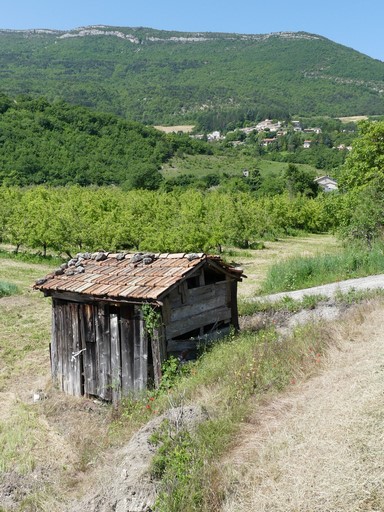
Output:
top-left (0, 280), bottom-right (19, 298)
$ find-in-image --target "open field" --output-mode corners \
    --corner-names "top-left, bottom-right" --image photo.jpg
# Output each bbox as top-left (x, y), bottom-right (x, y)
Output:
top-left (154, 125), bottom-right (195, 133)
top-left (338, 115), bottom-right (368, 123)
top-left (161, 153), bottom-right (317, 179)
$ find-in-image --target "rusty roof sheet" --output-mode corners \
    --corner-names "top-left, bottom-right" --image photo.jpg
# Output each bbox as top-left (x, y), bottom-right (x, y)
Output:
top-left (33, 252), bottom-right (243, 302)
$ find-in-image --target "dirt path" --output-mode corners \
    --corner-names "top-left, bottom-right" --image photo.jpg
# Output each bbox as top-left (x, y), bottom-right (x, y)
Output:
top-left (221, 303), bottom-right (384, 511)
top-left (255, 273), bottom-right (384, 302)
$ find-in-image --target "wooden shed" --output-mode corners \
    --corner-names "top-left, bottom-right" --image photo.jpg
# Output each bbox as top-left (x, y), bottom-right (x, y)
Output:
top-left (34, 252), bottom-right (244, 402)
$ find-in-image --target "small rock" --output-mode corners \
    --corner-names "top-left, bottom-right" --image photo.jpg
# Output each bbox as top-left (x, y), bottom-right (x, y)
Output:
top-left (95, 252), bottom-right (108, 262)
top-left (131, 252), bottom-right (144, 263)
top-left (186, 253), bottom-right (199, 261)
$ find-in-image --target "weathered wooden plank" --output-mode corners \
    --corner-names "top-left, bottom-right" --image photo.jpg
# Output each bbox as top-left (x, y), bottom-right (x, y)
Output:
top-left (166, 305), bottom-right (232, 339)
top-left (84, 304), bottom-right (95, 343)
top-left (170, 293), bottom-right (226, 323)
top-left (50, 300), bottom-right (59, 384)
top-left (167, 282), bottom-right (226, 309)
top-left (139, 311), bottom-right (148, 391)
top-left (96, 304), bottom-right (111, 401)
top-left (49, 291), bottom-right (143, 306)
top-left (133, 307), bottom-right (147, 393)
top-left (56, 301), bottom-right (65, 392)
top-left (110, 312), bottom-right (121, 404)
top-left (188, 281), bottom-right (227, 301)
top-left (80, 304), bottom-right (98, 396)
top-left (180, 283), bottom-right (187, 304)
top-left (70, 302), bottom-right (83, 397)
top-left (120, 304), bottom-right (134, 396)
top-left (62, 303), bottom-right (73, 395)
top-left (162, 297), bottom-right (172, 324)
top-left (151, 321), bottom-right (165, 388)
top-left (133, 308), bottom-right (142, 393)
top-left (230, 280), bottom-right (240, 331)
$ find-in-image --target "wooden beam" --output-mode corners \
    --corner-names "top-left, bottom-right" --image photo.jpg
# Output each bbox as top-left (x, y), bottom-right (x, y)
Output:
top-left (110, 312), bottom-right (121, 405)
top-left (81, 304), bottom-right (98, 396)
top-left (96, 304), bottom-right (111, 401)
top-left (120, 304), bottom-right (134, 396)
top-left (230, 280), bottom-right (240, 331)
top-left (151, 320), bottom-right (165, 388)
top-left (70, 302), bottom-right (83, 397)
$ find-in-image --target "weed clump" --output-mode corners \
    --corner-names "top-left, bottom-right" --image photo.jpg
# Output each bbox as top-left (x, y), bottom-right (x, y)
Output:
top-left (0, 280), bottom-right (19, 298)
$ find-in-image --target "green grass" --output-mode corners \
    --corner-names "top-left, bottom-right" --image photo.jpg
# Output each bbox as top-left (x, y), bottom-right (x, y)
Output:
top-left (0, 280), bottom-right (19, 298)
top-left (161, 153), bottom-right (316, 180)
top-left (260, 243), bottom-right (384, 294)
top-left (0, 402), bottom-right (41, 474)
top-left (0, 248), bottom-right (64, 266)
top-left (238, 294), bottom-right (327, 316)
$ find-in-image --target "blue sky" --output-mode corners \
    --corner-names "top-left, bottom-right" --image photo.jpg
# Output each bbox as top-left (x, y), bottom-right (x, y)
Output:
top-left (2, 0), bottom-right (383, 61)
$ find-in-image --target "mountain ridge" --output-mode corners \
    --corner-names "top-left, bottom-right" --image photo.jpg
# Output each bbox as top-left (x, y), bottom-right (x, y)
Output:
top-left (0, 26), bottom-right (383, 126)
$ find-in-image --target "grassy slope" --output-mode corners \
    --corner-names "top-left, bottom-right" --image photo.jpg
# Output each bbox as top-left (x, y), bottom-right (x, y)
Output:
top-left (161, 153), bottom-right (317, 180)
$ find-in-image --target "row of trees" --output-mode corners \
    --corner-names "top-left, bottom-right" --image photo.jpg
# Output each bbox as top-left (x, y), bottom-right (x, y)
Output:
top-left (0, 186), bottom-right (339, 256)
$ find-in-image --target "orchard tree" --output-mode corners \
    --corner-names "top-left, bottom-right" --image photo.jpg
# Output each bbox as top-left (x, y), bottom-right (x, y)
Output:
top-left (282, 163), bottom-right (319, 198)
top-left (338, 186), bottom-right (384, 249)
top-left (339, 120), bottom-right (384, 192)
top-left (338, 121), bottom-right (384, 247)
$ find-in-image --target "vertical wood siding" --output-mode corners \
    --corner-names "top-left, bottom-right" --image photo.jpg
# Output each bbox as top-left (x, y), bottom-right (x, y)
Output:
top-left (51, 299), bottom-right (151, 402)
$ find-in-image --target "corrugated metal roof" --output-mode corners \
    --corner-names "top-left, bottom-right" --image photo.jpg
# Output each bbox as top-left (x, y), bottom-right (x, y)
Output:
top-left (34, 252), bottom-right (243, 302)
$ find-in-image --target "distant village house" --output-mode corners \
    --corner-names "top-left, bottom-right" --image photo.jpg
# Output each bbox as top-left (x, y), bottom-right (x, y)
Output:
top-left (314, 175), bottom-right (338, 192)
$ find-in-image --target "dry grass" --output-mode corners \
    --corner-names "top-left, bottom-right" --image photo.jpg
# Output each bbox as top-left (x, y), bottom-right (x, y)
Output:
top-left (338, 115), bottom-right (368, 123)
top-left (154, 125), bottom-right (195, 133)
top-left (0, 258), bottom-right (114, 510)
top-left (233, 234), bottom-right (341, 298)
top-left (220, 301), bottom-right (384, 512)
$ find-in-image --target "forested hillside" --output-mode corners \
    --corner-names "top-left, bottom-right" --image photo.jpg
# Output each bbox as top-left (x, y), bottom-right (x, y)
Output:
top-left (1, 27), bottom-right (384, 127)
top-left (0, 95), bottom-right (209, 187)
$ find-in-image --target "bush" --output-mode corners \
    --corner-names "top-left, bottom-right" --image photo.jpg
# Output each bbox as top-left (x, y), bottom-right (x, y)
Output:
top-left (0, 280), bottom-right (19, 298)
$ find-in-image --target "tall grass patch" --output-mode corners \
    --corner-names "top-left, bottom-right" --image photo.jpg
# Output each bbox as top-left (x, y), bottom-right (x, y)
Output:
top-left (260, 243), bottom-right (384, 294)
top-left (0, 402), bottom-right (41, 474)
top-left (0, 280), bottom-right (19, 298)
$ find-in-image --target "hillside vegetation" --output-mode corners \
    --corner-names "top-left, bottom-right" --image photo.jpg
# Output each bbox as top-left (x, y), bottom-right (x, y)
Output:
top-left (0, 95), bottom-right (210, 187)
top-left (1, 27), bottom-right (384, 126)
